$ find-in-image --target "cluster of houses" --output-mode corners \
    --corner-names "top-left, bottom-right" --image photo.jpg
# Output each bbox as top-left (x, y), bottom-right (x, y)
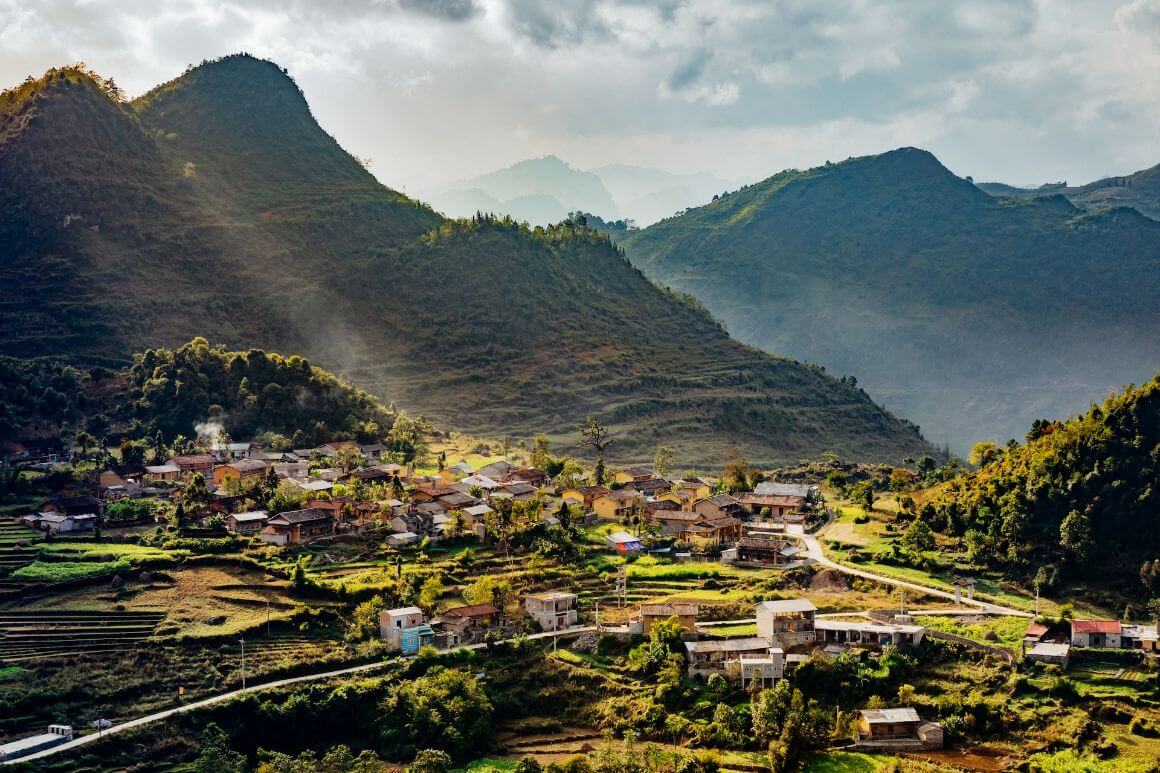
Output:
top-left (578, 478), bottom-right (818, 563)
top-left (1022, 614), bottom-right (1160, 669)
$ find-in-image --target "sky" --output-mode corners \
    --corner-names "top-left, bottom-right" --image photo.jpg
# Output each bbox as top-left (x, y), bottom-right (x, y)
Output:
top-left (2, 0), bottom-right (1159, 195)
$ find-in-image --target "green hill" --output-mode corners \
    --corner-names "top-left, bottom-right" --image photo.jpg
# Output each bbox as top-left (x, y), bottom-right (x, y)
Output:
top-left (917, 375), bottom-right (1160, 587)
top-left (977, 161), bottom-right (1160, 221)
top-left (620, 148), bottom-right (1160, 453)
top-left (0, 56), bottom-right (932, 466)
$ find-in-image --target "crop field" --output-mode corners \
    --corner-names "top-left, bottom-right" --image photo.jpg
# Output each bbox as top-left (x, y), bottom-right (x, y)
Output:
top-left (0, 608), bottom-right (163, 662)
top-left (15, 563), bottom-right (308, 638)
top-left (0, 520), bottom-right (39, 574)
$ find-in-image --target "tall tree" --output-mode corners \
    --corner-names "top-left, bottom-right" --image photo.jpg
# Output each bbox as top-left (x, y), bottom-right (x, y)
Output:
top-left (653, 445), bottom-right (675, 476)
top-left (577, 416), bottom-right (614, 485)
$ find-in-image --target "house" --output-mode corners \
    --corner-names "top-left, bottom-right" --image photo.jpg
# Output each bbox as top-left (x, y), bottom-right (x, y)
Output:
top-left (289, 478), bottom-right (334, 494)
top-left (856, 708), bottom-right (943, 750)
top-left (1025, 641), bottom-right (1071, 668)
top-left (625, 477), bottom-right (676, 497)
top-left (98, 470), bottom-right (127, 490)
top-left (496, 481), bottom-right (536, 500)
top-left (360, 443), bottom-right (389, 460)
top-left (676, 515), bottom-right (743, 550)
top-left (408, 485), bottom-right (454, 504)
top-left (210, 441), bottom-right (257, 460)
top-left (757, 599), bottom-right (817, 648)
top-left (212, 459), bottom-right (270, 485)
top-left (24, 513), bottom-right (97, 534)
top-left (456, 475), bottom-right (502, 493)
top-left (657, 481), bottom-right (711, 511)
top-left (1122, 623), bottom-right (1160, 653)
top-left (387, 531), bottom-right (421, 548)
top-left (0, 724), bottom-right (75, 761)
top-left (478, 460), bottom-right (515, 479)
top-left (507, 467), bottom-right (547, 486)
top-left (438, 491), bottom-right (479, 510)
top-left (1070, 620), bottom-right (1123, 648)
top-left (306, 498), bottom-right (347, 523)
top-left (525, 591), bottom-right (578, 631)
top-left (611, 466), bottom-right (654, 485)
top-left (144, 464), bottom-right (181, 482)
top-left (260, 508), bottom-right (335, 545)
top-left (560, 485), bottom-right (610, 511)
top-left (754, 482), bottom-right (815, 499)
top-left (170, 454), bottom-right (215, 477)
top-left (226, 510), bottom-right (269, 535)
top-left (437, 603), bottom-right (499, 646)
top-left (815, 619), bottom-right (926, 647)
top-left (684, 637), bottom-right (776, 678)
top-left (737, 493), bottom-right (807, 518)
top-left (739, 648), bottom-right (786, 688)
top-left (317, 440), bottom-right (360, 457)
top-left (646, 507), bottom-right (699, 536)
top-left (733, 533), bottom-right (802, 565)
top-left (380, 607), bottom-right (434, 654)
top-left (40, 495), bottom-right (101, 517)
top-left (637, 603), bottom-right (698, 636)
top-left (693, 494), bottom-right (745, 520)
top-left (605, 531), bottom-right (643, 555)
top-left (592, 490), bottom-right (644, 521)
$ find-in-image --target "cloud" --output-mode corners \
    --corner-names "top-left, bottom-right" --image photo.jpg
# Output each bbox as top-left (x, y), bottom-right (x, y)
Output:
top-left (0, 0), bottom-right (1155, 193)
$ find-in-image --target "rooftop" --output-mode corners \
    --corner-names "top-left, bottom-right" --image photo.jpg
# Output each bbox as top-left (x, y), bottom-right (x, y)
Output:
top-left (860, 707), bottom-right (920, 724)
top-left (758, 599), bottom-right (817, 614)
top-left (1072, 620), bottom-right (1122, 634)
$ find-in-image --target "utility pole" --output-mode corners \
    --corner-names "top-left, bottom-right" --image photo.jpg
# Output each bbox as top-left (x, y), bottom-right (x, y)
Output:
top-left (239, 637), bottom-right (246, 690)
top-left (266, 600), bottom-right (271, 638)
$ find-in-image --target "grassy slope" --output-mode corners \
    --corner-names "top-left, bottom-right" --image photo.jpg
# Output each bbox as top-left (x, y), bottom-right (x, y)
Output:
top-left (0, 57), bottom-right (933, 466)
top-left (978, 161), bottom-right (1160, 221)
top-left (620, 148), bottom-right (1160, 453)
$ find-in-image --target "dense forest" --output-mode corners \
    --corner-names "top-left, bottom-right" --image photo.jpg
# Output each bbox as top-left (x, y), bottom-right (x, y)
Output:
top-left (127, 338), bottom-right (398, 445)
top-left (0, 339), bottom-right (401, 448)
top-left (917, 374), bottom-right (1160, 590)
top-left (0, 55), bottom-right (933, 465)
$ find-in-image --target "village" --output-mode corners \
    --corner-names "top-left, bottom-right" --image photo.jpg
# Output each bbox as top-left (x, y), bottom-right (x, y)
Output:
top-left (1, 433), bottom-right (1159, 769)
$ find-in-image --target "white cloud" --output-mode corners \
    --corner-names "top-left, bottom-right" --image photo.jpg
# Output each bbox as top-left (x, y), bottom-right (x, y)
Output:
top-left (0, 0), bottom-right (1155, 191)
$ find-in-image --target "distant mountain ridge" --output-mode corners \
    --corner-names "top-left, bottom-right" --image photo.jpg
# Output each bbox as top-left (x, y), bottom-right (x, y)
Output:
top-left (0, 56), bottom-right (934, 466)
top-left (977, 161), bottom-right (1160, 221)
top-left (620, 147), bottom-right (1160, 453)
top-left (426, 155), bottom-right (745, 227)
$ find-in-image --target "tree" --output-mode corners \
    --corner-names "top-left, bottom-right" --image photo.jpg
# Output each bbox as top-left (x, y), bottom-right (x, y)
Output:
top-left (653, 445), bottom-right (675, 476)
top-left (193, 723), bottom-right (245, 773)
top-left (577, 417), bottom-right (614, 485)
top-left (410, 749), bottom-right (453, 773)
top-left (896, 683), bottom-right (915, 705)
top-left (720, 446), bottom-right (752, 492)
top-left (379, 668), bottom-right (494, 761)
top-left (968, 441), bottom-right (1001, 467)
top-left (901, 519), bottom-right (935, 552)
top-left (419, 575), bottom-right (445, 613)
top-left (1059, 509), bottom-right (1093, 564)
top-left (849, 480), bottom-right (875, 511)
top-left (347, 596), bottom-right (385, 642)
top-left (531, 434), bottom-right (552, 470)
top-left (73, 430), bottom-right (97, 461)
top-left (915, 455), bottom-right (937, 480)
top-left (335, 445), bottom-right (362, 473)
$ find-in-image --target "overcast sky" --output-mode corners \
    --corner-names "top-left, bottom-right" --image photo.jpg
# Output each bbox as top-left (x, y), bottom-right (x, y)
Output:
top-left (2, 0), bottom-right (1159, 194)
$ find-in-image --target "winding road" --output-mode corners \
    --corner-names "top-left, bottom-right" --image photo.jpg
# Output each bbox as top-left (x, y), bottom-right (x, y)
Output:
top-left (786, 524), bottom-right (1031, 618)
top-left (4, 626), bottom-right (596, 765)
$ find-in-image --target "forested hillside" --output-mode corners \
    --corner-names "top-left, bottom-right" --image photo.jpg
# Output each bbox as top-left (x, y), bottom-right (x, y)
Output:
top-left (918, 375), bottom-right (1160, 588)
top-left (0, 56), bottom-right (933, 465)
top-left (978, 161), bottom-right (1160, 221)
top-left (620, 148), bottom-right (1160, 453)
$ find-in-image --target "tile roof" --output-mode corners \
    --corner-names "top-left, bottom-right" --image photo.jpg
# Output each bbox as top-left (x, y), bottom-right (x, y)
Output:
top-left (1072, 620), bottom-right (1122, 634)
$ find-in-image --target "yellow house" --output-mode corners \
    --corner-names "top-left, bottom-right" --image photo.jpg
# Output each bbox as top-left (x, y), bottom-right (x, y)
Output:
top-left (560, 486), bottom-right (610, 511)
top-left (657, 482), bottom-right (712, 512)
top-left (611, 467), bottom-right (653, 485)
top-left (592, 490), bottom-right (644, 520)
top-left (212, 459), bottom-right (270, 486)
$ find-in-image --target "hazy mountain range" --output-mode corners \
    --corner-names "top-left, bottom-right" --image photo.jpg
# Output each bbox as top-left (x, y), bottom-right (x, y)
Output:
top-left (424, 155), bottom-right (748, 227)
top-left (0, 55), bottom-right (933, 466)
top-left (619, 148), bottom-right (1160, 454)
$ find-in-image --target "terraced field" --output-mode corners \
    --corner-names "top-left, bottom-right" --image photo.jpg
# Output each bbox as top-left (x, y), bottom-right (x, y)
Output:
top-left (0, 609), bottom-right (163, 662)
top-left (0, 521), bottom-right (40, 577)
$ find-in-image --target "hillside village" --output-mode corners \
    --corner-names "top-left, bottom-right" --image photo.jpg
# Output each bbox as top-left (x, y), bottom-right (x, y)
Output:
top-left (2, 417), bottom-right (1160, 771)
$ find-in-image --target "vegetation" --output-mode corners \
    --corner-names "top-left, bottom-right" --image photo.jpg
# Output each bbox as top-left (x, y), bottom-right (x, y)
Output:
top-left (621, 147), bottom-right (1160, 453)
top-left (0, 55), bottom-right (932, 466)
top-left (918, 376), bottom-right (1160, 587)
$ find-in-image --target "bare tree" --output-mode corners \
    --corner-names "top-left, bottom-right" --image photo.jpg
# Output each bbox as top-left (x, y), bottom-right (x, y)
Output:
top-left (577, 416), bottom-right (614, 485)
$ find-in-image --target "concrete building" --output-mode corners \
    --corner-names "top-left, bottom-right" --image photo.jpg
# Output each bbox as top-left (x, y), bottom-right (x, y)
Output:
top-left (756, 599), bottom-right (817, 648)
top-left (815, 619), bottom-right (926, 647)
top-left (739, 648), bottom-right (785, 688)
top-left (525, 591), bottom-right (578, 631)
top-left (856, 708), bottom-right (943, 750)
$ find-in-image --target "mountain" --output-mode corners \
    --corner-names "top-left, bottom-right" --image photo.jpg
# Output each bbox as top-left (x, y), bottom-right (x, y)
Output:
top-left (428, 156), bottom-right (617, 225)
top-left (620, 148), bottom-right (1160, 453)
top-left (977, 161), bottom-right (1160, 221)
top-left (917, 375), bottom-right (1160, 587)
top-left (0, 56), bottom-right (934, 466)
top-left (590, 164), bottom-right (748, 226)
